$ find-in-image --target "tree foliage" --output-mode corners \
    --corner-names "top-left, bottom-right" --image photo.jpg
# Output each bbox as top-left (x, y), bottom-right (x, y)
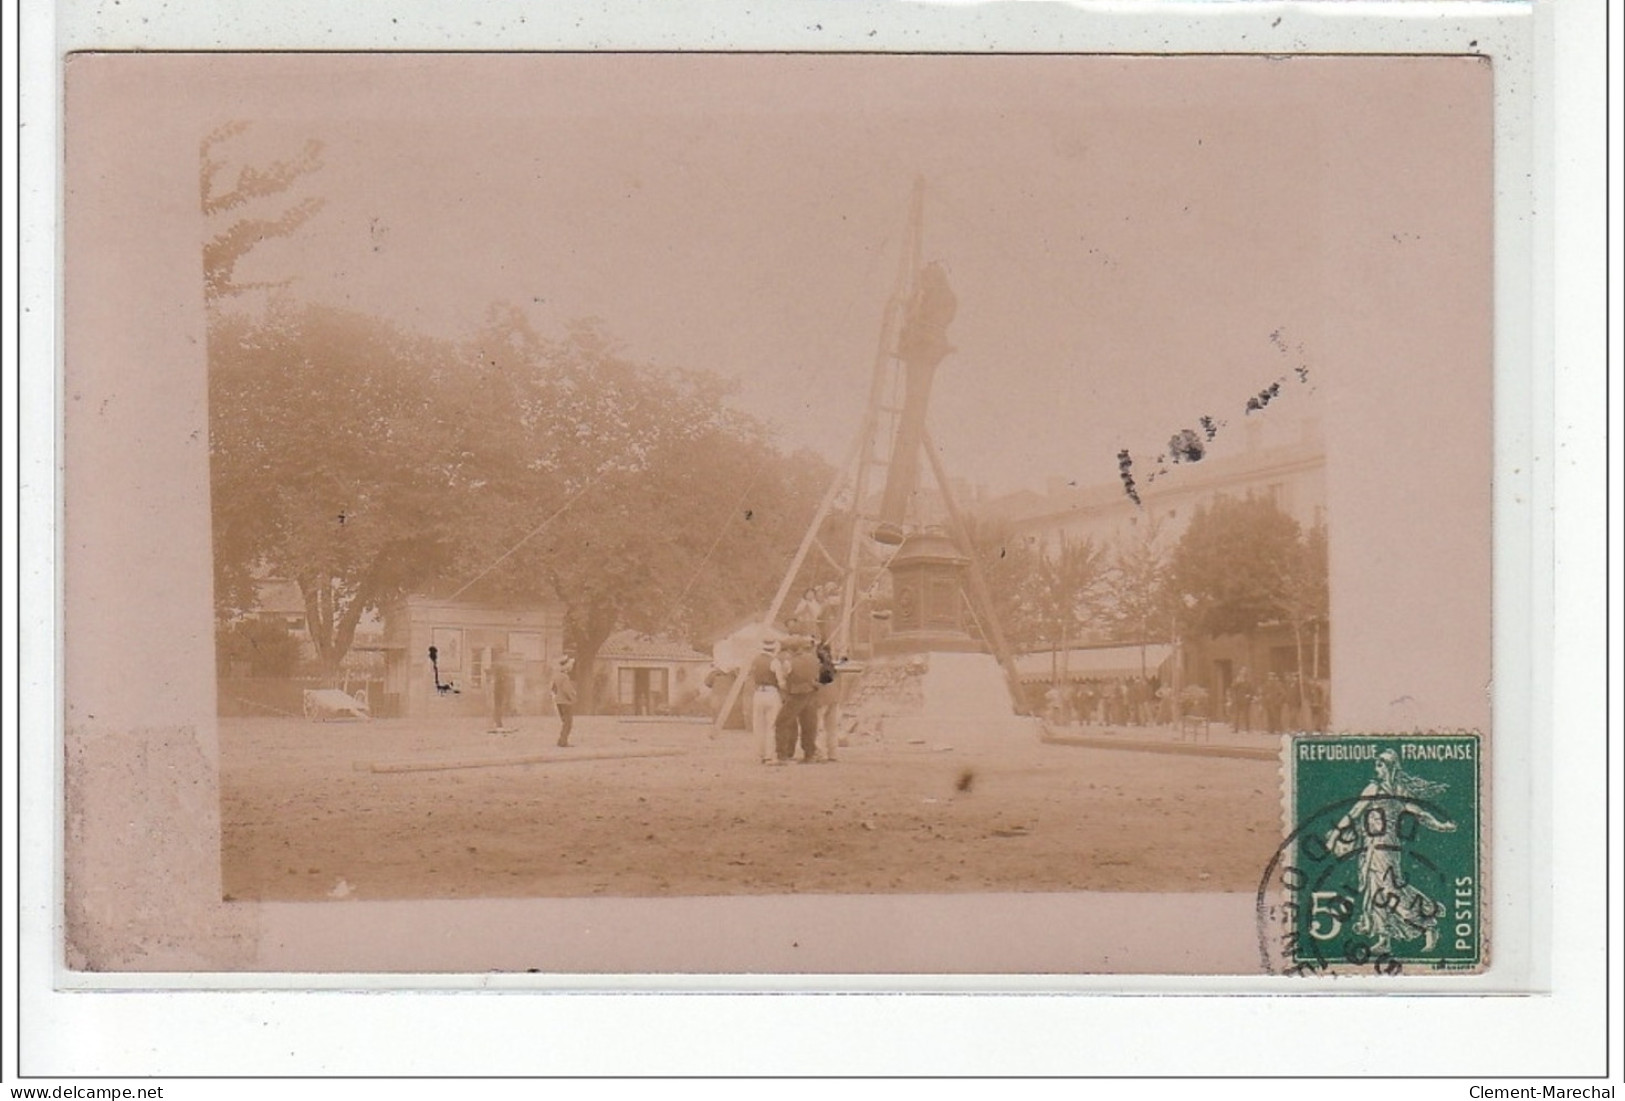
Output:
top-left (1168, 494), bottom-right (1327, 640)
top-left (209, 301), bottom-right (829, 690)
top-left (209, 303), bottom-right (481, 671)
top-left (199, 128), bottom-right (831, 694)
top-left (201, 122), bottom-right (326, 305)
top-left (441, 309), bottom-right (829, 708)
top-left (968, 519), bottom-right (1108, 651)
top-left (1101, 514), bottom-right (1176, 645)
top-left (1284, 521), bottom-right (1330, 631)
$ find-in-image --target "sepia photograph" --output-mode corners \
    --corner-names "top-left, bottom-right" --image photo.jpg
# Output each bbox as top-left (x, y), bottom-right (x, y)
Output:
top-left (60, 49), bottom-right (1501, 978)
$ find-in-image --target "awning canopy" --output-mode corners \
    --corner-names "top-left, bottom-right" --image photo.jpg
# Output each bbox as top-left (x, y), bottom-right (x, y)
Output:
top-left (1013, 644), bottom-right (1173, 683)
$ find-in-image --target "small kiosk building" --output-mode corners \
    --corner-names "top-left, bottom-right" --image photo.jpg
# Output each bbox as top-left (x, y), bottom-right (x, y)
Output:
top-left (380, 597), bottom-right (567, 718)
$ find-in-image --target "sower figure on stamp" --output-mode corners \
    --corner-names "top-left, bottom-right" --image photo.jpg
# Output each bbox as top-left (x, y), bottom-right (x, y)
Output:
top-left (550, 656), bottom-right (577, 747)
top-left (1325, 750), bottom-right (1457, 955)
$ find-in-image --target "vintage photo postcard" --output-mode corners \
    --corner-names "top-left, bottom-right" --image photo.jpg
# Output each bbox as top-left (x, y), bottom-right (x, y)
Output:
top-left (57, 47), bottom-right (1522, 986)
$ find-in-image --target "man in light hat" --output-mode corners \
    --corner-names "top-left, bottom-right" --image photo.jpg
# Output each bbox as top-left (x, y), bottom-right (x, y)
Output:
top-left (550, 656), bottom-right (578, 747)
top-left (747, 636), bottom-right (784, 764)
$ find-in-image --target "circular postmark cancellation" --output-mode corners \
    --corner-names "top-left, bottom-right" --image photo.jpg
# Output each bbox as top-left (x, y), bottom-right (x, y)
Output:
top-left (1257, 733), bottom-right (1483, 976)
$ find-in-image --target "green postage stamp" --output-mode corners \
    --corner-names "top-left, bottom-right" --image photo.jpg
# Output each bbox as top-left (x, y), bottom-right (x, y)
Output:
top-left (1258, 733), bottom-right (1483, 975)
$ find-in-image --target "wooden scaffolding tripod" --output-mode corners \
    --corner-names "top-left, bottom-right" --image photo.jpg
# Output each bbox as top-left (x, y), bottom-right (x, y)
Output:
top-left (713, 180), bottom-right (1026, 729)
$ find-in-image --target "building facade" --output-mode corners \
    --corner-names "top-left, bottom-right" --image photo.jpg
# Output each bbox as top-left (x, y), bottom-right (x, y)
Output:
top-left (592, 630), bottom-right (713, 717)
top-left (977, 415), bottom-right (1330, 727)
top-left (379, 597), bottom-right (567, 719)
top-left (981, 416), bottom-right (1326, 560)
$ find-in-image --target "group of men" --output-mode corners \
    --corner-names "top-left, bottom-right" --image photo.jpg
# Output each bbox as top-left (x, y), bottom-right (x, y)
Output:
top-left (744, 613), bottom-right (841, 766)
top-left (1226, 669), bottom-right (1328, 734)
top-left (1044, 676), bottom-right (1165, 727)
top-left (1038, 667), bottom-right (1331, 734)
top-left (486, 652), bottom-right (578, 747)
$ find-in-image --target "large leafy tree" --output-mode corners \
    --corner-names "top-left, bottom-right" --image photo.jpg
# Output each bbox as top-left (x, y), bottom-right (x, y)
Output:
top-left (1102, 514), bottom-right (1175, 645)
top-left (1168, 493), bottom-right (1323, 642)
top-left (968, 519), bottom-right (1107, 653)
top-left (209, 303), bottom-right (483, 672)
top-left (1030, 536), bottom-right (1109, 650)
top-left (201, 127), bottom-right (830, 694)
top-left (1099, 513), bottom-right (1182, 682)
top-left (211, 299), bottom-right (828, 694)
top-left (434, 309), bottom-right (830, 711)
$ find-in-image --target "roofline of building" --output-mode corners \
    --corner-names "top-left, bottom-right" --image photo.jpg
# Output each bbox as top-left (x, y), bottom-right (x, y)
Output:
top-left (986, 442), bottom-right (1325, 529)
top-left (391, 595), bottom-right (566, 612)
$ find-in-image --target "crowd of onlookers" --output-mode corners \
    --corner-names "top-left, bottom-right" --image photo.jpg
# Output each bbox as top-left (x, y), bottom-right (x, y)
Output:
top-left (1040, 676), bottom-right (1165, 728)
top-left (1037, 667), bottom-right (1330, 734)
top-left (1221, 668), bottom-right (1330, 734)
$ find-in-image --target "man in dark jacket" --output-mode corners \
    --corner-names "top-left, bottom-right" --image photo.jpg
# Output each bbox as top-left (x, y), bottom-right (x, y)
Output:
top-left (1229, 669), bottom-right (1255, 733)
top-left (1261, 673), bottom-right (1288, 735)
top-left (773, 635), bottom-right (823, 763)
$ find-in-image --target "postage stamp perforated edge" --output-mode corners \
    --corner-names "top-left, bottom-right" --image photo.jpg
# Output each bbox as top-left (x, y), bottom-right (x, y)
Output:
top-left (1267, 731), bottom-right (1486, 976)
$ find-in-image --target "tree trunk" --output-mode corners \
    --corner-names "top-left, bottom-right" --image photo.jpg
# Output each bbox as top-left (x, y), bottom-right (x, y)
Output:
top-left (569, 603), bottom-right (617, 715)
top-left (326, 589), bottom-right (372, 678)
top-left (298, 574), bottom-right (375, 679)
top-left (1292, 619), bottom-right (1307, 715)
top-left (298, 576), bottom-right (334, 673)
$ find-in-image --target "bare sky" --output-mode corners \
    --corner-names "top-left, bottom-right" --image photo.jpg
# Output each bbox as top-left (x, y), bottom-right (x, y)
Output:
top-left (177, 52), bottom-right (1487, 494)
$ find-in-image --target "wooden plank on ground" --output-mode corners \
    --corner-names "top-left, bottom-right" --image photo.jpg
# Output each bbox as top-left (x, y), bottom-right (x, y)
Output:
top-left (364, 747), bottom-right (687, 774)
top-left (1039, 728), bottom-right (1280, 762)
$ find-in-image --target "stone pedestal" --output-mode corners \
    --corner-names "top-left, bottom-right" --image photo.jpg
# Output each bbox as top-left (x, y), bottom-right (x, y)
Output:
top-left (843, 650), bottom-right (1037, 751)
top-left (846, 530), bottom-right (1037, 749)
top-left (874, 529), bottom-right (980, 655)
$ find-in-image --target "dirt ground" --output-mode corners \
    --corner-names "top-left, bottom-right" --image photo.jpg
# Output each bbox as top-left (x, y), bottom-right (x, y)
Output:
top-left (219, 714), bottom-right (1284, 903)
